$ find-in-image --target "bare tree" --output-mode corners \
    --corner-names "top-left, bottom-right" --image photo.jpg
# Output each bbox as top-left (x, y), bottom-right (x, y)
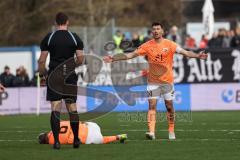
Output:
top-left (0, 0), bottom-right (182, 46)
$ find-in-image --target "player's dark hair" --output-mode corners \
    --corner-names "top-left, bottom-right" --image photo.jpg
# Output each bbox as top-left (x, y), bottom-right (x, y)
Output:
top-left (55, 12), bottom-right (68, 25)
top-left (151, 22), bottom-right (163, 28)
top-left (38, 133), bottom-right (48, 144)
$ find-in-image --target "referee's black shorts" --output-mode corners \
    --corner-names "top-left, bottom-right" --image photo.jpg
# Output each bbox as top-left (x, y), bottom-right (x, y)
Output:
top-left (46, 71), bottom-right (78, 104)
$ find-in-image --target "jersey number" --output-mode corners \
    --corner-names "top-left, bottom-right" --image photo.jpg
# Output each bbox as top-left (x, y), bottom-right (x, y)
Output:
top-left (60, 126), bottom-right (68, 134)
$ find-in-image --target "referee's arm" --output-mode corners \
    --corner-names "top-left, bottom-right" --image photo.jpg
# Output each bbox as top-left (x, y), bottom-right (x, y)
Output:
top-left (38, 33), bottom-right (50, 77)
top-left (74, 33), bottom-right (84, 66)
top-left (75, 50), bottom-right (84, 66)
top-left (38, 51), bottom-right (48, 76)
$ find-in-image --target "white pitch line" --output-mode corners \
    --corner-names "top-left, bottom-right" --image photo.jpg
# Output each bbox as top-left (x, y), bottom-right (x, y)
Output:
top-left (102, 129), bottom-right (240, 132)
top-left (9, 126), bottom-right (49, 129)
top-left (120, 124), bottom-right (130, 127)
top-left (127, 138), bottom-right (240, 142)
top-left (0, 139), bottom-right (35, 142)
top-left (0, 131), bottom-right (44, 133)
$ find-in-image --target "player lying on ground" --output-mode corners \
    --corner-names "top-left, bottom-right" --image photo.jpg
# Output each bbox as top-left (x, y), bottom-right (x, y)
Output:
top-left (38, 121), bottom-right (127, 144)
top-left (103, 22), bottom-right (208, 140)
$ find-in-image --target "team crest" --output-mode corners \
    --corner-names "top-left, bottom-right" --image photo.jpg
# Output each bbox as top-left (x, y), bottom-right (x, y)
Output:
top-left (162, 48), bottom-right (169, 52)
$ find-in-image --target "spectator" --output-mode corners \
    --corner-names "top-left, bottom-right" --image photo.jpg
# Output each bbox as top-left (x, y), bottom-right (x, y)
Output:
top-left (225, 30), bottom-right (234, 47)
top-left (19, 66), bottom-right (30, 86)
top-left (139, 33), bottom-right (145, 43)
top-left (231, 27), bottom-right (240, 48)
top-left (0, 66), bottom-right (15, 87)
top-left (13, 68), bottom-right (24, 86)
top-left (221, 28), bottom-right (230, 47)
top-left (30, 71), bottom-right (39, 86)
top-left (122, 33), bottom-right (126, 41)
top-left (13, 66), bottom-right (30, 87)
top-left (143, 30), bottom-right (152, 43)
top-left (184, 34), bottom-right (196, 49)
top-left (208, 32), bottom-right (218, 48)
top-left (113, 30), bottom-right (123, 53)
top-left (214, 28), bottom-right (228, 47)
top-left (132, 32), bottom-right (141, 48)
top-left (123, 32), bottom-right (131, 41)
top-left (199, 34), bottom-right (208, 49)
top-left (166, 25), bottom-right (182, 45)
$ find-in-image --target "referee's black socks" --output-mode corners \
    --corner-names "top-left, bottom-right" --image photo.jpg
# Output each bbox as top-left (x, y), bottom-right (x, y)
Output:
top-left (69, 111), bottom-right (80, 141)
top-left (50, 111), bottom-right (60, 143)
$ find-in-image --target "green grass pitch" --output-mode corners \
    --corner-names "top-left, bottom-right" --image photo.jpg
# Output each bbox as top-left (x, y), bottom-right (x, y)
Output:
top-left (0, 111), bottom-right (240, 160)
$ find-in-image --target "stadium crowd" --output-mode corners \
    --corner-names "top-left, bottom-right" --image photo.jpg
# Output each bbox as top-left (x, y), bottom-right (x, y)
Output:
top-left (0, 65), bottom-right (37, 87)
top-left (1, 25), bottom-right (240, 88)
top-left (113, 25), bottom-right (240, 52)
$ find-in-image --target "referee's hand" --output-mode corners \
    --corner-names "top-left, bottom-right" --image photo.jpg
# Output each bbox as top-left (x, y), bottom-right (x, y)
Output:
top-left (0, 84), bottom-right (5, 93)
top-left (39, 75), bottom-right (47, 86)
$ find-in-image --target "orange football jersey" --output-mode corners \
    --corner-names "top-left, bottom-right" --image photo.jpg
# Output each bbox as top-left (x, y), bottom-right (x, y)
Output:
top-left (136, 39), bottom-right (177, 84)
top-left (48, 121), bottom-right (88, 144)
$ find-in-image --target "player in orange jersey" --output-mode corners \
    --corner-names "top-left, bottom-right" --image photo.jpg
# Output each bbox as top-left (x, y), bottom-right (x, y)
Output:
top-left (38, 121), bottom-right (127, 145)
top-left (103, 22), bottom-right (208, 140)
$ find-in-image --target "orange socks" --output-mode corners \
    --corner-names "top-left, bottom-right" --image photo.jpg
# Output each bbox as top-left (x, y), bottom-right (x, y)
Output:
top-left (147, 110), bottom-right (156, 133)
top-left (147, 110), bottom-right (175, 134)
top-left (103, 136), bottom-right (117, 144)
top-left (167, 111), bottom-right (175, 132)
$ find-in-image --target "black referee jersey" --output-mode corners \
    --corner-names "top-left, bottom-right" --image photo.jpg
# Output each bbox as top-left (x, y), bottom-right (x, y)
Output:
top-left (40, 30), bottom-right (84, 69)
top-left (40, 30), bottom-right (84, 102)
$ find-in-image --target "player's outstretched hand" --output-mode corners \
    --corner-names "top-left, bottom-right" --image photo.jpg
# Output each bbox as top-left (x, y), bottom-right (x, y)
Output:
top-left (0, 84), bottom-right (5, 93)
top-left (198, 51), bottom-right (208, 60)
top-left (103, 55), bottom-right (113, 63)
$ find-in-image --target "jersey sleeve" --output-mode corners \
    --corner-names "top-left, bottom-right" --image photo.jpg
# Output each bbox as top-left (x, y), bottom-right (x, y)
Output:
top-left (73, 33), bottom-right (84, 50)
top-left (170, 41), bottom-right (178, 54)
top-left (136, 44), bottom-right (148, 56)
top-left (40, 33), bottom-right (51, 51)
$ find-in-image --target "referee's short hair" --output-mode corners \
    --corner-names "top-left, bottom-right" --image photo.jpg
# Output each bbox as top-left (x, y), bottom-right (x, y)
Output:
top-left (56, 12), bottom-right (68, 25)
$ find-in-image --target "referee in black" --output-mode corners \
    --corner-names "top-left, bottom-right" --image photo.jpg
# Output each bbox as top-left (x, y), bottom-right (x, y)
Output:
top-left (38, 12), bottom-right (84, 149)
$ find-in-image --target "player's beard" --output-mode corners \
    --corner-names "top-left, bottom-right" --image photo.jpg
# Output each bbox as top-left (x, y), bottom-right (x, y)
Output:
top-left (153, 34), bottom-right (162, 41)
